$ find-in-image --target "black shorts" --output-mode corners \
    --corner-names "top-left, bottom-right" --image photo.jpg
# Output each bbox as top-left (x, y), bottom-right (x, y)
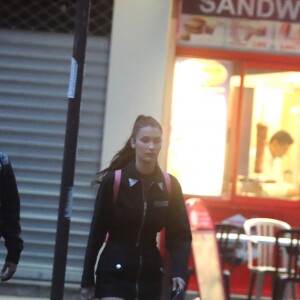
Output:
top-left (95, 243), bottom-right (164, 300)
top-left (95, 270), bottom-right (163, 300)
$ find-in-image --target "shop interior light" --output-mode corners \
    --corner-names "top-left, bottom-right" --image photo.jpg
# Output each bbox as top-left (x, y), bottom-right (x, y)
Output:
top-left (175, 58), bottom-right (228, 87)
top-left (290, 106), bottom-right (300, 116)
top-left (167, 58), bottom-right (228, 196)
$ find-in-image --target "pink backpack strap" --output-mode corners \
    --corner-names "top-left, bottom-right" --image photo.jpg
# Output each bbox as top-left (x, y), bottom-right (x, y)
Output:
top-left (113, 169), bottom-right (121, 203)
top-left (163, 171), bottom-right (172, 198)
top-left (105, 169), bottom-right (122, 243)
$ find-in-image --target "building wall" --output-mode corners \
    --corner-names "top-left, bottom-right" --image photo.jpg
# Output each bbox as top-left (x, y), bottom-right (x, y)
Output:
top-left (101, 0), bottom-right (176, 168)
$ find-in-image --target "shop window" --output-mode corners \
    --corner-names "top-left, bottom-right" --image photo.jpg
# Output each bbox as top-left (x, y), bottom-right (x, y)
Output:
top-left (168, 58), bottom-right (300, 201)
top-left (167, 57), bottom-right (234, 197)
top-left (235, 69), bottom-right (300, 200)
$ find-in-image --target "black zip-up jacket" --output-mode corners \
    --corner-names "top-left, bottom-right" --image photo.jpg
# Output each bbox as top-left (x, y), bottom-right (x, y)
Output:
top-left (0, 152), bottom-right (23, 264)
top-left (81, 161), bottom-right (192, 287)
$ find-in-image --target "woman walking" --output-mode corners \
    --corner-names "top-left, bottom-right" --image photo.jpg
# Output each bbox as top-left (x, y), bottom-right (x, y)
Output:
top-left (81, 115), bottom-right (192, 300)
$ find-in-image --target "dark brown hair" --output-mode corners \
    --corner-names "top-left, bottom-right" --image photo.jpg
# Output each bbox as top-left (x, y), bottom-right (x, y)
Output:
top-left (93, 115), bottom-right (162, 185)
top-left (270, 130), bottom-right (294, 145)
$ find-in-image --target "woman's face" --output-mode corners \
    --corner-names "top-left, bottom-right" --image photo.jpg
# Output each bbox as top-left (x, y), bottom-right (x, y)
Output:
top-left (131, 125), bottom-right (162, 164)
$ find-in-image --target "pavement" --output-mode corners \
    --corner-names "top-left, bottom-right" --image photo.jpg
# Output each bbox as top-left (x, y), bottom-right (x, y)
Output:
top-left (0, 294), bottom-right (257, 300)
top-left (0, 294), bottom-right (236, 300)
top-left (0, 298), bottom-right (47, 300)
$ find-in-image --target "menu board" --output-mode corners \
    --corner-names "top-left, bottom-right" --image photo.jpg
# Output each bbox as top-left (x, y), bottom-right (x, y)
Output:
top-left (178, 0), bottom-right (300, 55)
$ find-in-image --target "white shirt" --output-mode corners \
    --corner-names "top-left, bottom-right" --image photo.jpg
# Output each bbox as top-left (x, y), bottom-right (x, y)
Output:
top-left (255, 146), bottom-right (294, 197)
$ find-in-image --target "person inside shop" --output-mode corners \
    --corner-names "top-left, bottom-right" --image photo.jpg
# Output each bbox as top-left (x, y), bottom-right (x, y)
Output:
top-left (255, 130), bottom-right (300, 199)
top-left (80, 115), bottom-right (192, 300)
top-left (0, 151), bottom-right (24, 281)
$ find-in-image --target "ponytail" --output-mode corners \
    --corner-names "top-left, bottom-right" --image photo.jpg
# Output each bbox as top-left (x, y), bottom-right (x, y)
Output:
top-left (92, 115), bottom-right (162, 185)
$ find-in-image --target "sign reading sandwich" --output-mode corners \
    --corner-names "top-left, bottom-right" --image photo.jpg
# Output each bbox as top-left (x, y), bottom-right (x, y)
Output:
top-left (182, 0), bottom-right (300, 23)
top-left (179, 0), bottom-right (300, 54)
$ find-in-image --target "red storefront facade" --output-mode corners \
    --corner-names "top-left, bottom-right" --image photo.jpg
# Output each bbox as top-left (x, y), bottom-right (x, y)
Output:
top-left (169, 0), bottom-right (300, 297)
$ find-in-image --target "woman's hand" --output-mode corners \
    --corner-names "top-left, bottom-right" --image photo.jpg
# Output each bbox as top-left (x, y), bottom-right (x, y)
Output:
top-left (0, 262), bottom-right (17, 281)
top-left (80, 287), bottom-right (97, 300)
top-left (171, 276), bottom-right (185, 291)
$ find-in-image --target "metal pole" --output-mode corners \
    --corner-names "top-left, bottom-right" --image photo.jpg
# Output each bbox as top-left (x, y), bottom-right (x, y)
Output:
top-left (50, 1), bottom-right (91, 299)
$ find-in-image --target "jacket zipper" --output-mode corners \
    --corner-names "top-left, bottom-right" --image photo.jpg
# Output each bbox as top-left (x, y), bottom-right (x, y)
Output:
top-left (135, 255), bottom-right (143, 300)
top-left (135, 200), bottom-right (147, 248)
top-left (135, 180), bottom-right (151, 247)
top-left (135, 180), bottom-right (153, 299)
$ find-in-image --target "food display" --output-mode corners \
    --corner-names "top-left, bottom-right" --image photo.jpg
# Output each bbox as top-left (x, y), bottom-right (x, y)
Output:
top-left (254, 123), bottom-right (268, 173)
top-left (181, 16), bottom-right (218, 41)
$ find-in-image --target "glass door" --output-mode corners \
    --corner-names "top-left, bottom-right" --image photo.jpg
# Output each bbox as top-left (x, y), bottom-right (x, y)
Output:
top-left (167, 57), bottom-right (233, 197)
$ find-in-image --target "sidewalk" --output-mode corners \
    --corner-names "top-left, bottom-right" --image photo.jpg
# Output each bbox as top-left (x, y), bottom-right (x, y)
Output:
top-left (0, 298), bottom-right (47, 300)
top-left (0, 296), bottom-right (49, 300)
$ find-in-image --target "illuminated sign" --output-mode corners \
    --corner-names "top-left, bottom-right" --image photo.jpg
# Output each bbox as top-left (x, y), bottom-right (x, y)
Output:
top-left (179, 1), bottom-right (300, 54)
top-left (182, 0), bottom-right (300, 23)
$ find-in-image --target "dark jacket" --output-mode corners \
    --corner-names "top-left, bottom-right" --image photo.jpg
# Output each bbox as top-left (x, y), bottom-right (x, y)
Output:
top-left (0, 152), bottom-right (23, 264)
top-left (81, 161), bottom-right (192, 287)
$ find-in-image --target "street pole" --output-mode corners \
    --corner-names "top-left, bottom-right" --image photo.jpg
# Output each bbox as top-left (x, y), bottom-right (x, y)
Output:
top-left (50, 1), bottom-right (91, 299)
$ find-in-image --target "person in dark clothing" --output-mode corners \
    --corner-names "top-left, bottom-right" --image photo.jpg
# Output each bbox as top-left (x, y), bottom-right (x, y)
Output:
top-left (81, 115), bottom-right (192, 300)
top-left (0, 151), bottom-right (23, 281)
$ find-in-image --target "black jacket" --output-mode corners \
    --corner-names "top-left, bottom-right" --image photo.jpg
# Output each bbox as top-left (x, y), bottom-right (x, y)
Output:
top-left (0, 152), bottom-right (23, 264)
top-left (81, 161), bottom-right (192, 287)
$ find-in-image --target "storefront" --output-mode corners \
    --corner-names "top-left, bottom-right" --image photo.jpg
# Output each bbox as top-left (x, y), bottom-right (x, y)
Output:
top-left (168, 0), bottom-right (300, 296)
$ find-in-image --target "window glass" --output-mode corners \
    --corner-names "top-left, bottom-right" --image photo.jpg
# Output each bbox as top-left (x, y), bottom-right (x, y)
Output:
top-left (167, 57), bottom-right (234, 197)
top-left (168, 58), bottom-right (300, 200)
top-left (235, 69), bottom-right (300, 200)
